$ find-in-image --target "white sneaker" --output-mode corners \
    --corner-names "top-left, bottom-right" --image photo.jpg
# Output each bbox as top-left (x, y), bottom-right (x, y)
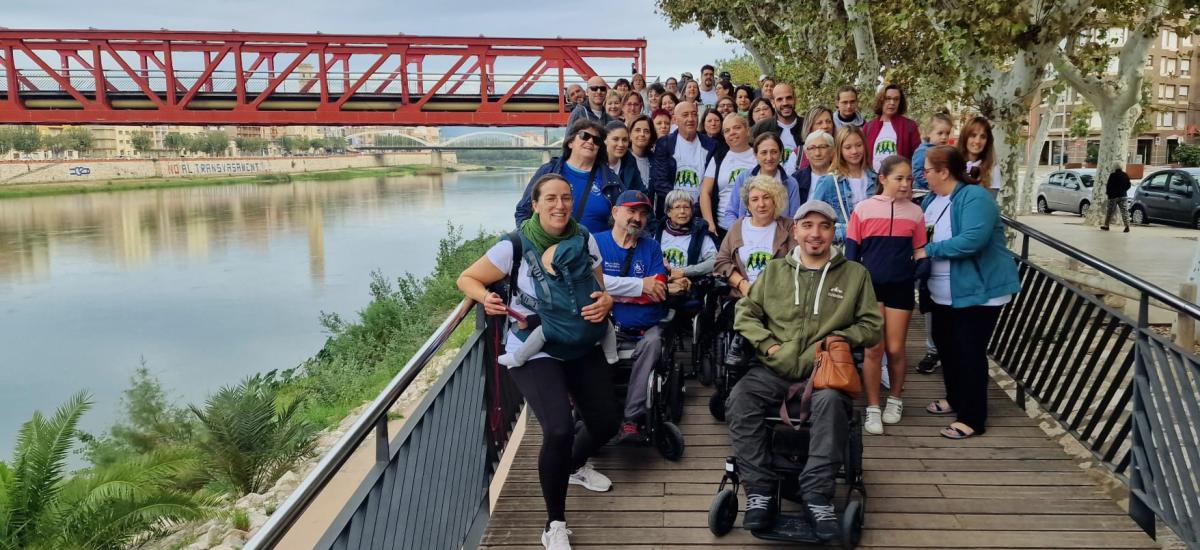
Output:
top-left (568, 462), bottom-right (611, 492)
top-left (541, 521), bottom-right (572, 550)
top-left (882, 396), bottom-right (904, 425)
top-left (864, 406), bottom-right (884, 435)
top-left (880, 356), bottom-right (891, 390)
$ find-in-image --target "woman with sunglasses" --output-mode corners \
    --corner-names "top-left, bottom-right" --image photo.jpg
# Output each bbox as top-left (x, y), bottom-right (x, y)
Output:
top-left (515, 120), bottom-right (624, 234)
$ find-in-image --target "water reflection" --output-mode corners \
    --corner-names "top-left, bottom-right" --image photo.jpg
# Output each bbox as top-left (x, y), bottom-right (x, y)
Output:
top-left (0, 169), bottom-right (530, 453)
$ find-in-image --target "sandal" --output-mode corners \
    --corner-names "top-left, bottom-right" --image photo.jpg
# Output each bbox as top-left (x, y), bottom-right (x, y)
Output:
top-left (925, 399), bottom-right (954, 415)
top-left (940, 422), bottom-right (978, 440)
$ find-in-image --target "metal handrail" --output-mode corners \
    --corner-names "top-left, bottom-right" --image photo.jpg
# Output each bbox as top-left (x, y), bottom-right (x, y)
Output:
top-left (1004, 216), bottom-right (1200, 320)
top-left (246, 298), bottom-right (474, 550)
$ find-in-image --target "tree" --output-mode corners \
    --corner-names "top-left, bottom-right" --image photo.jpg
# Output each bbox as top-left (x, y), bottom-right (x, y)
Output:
top-left (235, 136), bottom-right (268, 155)
top-left (277, 135), bottom-right (302, 154)
top-left (1051, 2), bottom-right (1195, 224)
top-left (309, 138), bottom-right (326, 152)
top-left (163, 132), bottom-right (189, 154)
top-left (716, 53), bottom-right (761, 85)
top-left (0, 392), bottom-right (212, 550)
top-left (190, 375), bottom-right (317, 496)
top-left (1068, 102), bottom-right (1095, 139)
top-left (1175, 143), bottom-right (1200, 167)
top-left (322, 136), bottom-right (348, 153)
top-left (59, 127), bottom-right (93, 154)
top-left (131, 131), bottom-right (154, 154)
top-left (191, 131), bottom-right (230, 156)
top-left (10, 126), bottom-right (41, 154)
top-left (79, 366), bottom-right (197, 469)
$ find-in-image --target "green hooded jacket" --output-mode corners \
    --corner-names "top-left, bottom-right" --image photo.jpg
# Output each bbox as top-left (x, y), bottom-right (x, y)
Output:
top-left (734, 245), bottom-right (883, 381)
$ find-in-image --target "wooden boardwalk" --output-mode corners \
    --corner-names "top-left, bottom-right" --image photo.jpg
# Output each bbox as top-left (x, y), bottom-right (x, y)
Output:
top-left (481, 321), bottom-right (1157, 549)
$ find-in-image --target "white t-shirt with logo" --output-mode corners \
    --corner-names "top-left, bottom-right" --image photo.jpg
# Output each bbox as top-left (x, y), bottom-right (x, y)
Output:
top-left (847, 176), bottom-right (869, 205)
top-left (661, 231), bottom-right (717, 269)
top-left (925, 193), bottom-right (1011, 307)
top-left (485, 236), bottom-right (603, 363)
top-left (672, 135), bottom-right (709, 201)
top-left (778, 118), bottom-right (799, 174)
top-left (699, 88), bottom-right (718, 106)
top-left (738, 218), bottom-right (777, 284)
top-left (872, 120), bottom-right (898, 173)
top-left (703, 147), bottom-right (756, 227)
top-left (967, 160), bottom-right (1003, 190)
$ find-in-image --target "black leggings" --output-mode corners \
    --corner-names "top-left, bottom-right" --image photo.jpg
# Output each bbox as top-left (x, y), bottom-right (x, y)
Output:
top-left (930, 303), bottom-right (1002, 433)
top-left (507, 347), bottom-right (620, 523)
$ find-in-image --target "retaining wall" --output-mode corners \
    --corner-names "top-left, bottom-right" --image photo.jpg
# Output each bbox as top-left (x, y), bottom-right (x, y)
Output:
top-left (0, 152), bottom-right (445, 185)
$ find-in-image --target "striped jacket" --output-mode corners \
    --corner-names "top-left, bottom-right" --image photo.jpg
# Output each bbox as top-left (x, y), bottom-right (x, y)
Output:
top-left (845, 194), bottom-right (928, 284)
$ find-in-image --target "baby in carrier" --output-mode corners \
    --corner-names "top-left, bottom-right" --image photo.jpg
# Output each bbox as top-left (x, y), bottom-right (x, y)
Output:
top-left (498, 240), bottom-right (618, 367)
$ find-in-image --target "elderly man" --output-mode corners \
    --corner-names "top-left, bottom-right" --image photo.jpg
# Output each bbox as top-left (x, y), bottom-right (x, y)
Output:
top-left (729, 200), bottom-right (882, 539)
top-left (650, 101), bottom-right (716, 221)
top-left (750, 83), bottom-right (804, 174)
top-left (566, 75), bottom-right (614, 129)
top-left (594, 190), bottom-right (669, 443)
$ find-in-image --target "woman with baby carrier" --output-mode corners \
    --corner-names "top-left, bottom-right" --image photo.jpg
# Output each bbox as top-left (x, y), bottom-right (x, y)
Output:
top-left (457, 174), bottom-right (619, 550)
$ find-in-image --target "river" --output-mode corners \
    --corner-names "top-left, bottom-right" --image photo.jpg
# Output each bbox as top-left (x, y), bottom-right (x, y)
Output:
top-left (0, 168), bottom-right (531, 454)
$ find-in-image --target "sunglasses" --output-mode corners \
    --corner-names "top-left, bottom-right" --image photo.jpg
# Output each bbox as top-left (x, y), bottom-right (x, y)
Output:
top-left (589, 86), bottom-right (608, 93)
top-left (576, 131), bottom-right (604, 145)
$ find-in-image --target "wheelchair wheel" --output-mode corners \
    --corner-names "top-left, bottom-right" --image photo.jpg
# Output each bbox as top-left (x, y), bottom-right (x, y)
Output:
top-left (654, 421), bottom-right (685, 461)
top-left (708, 488), bottom-right (738, 536)
top-left (841, 497), bottom-right (864, 549)
top-left (708, 390), bottom-right (726, 421)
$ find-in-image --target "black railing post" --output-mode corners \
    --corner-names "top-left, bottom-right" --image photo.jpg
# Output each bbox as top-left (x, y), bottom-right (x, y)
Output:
top-left (1129, 332), bottom-right (1156, 539)
top-left (374, 418), bottom-right (389, 464)
top-left (1021, 234), bottom-right (1030, 260)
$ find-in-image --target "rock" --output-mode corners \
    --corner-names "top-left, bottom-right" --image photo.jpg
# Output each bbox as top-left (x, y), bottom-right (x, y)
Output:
top-left (211, 545), bottom-right (236, 550)
top-left (275, 470), bottom-right (299, 487)
top-left (205, 523), bottom-right (227, 546)
top-left (237, 492), bottom-right (266, 508)
top-left (248, 510), bottom-right (270, 531)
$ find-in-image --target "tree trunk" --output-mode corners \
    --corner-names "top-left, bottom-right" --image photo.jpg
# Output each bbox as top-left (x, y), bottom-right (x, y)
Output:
top-left (1023, 99), bottom-right (1056, 214)
top-left (1087, 103), bottom-right (1140, 225)
top-left (842, 0), bottom-right (880, 89)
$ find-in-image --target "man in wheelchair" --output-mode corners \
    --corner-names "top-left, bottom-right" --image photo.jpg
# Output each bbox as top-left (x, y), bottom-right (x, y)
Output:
top-left (594, 190), bottom-right (669, 443)
top-left (728, 200), bottom-right (882, 539)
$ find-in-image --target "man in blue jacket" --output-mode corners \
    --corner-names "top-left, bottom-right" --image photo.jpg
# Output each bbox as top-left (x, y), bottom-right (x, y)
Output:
top-left (595, 190), bottom-right (668, 443)
top-left (650, 101), bottom-right (715, 222)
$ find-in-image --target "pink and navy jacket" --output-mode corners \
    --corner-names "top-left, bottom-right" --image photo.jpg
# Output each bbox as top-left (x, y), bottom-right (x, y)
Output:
top-left (845, 194), bottom-right (928, 284)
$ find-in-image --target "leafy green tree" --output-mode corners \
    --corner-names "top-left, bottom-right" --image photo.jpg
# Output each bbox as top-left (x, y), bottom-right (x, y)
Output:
top-left (0, 392), bottom-right (212, 550)
top-left (41, 133), bottom-right (70, 155)
top-left (716, 53), bottom-right (761, 86)
top-left (322, 136), bottom-right (348, 153)
top-left (190, 131), bottom-right (229, 156)
top-left (235, 137), bottom-right (268, 155)
top-left (59, 127), bottom-right (93, 153)
top-left (79, 366), bottom-right (198, 469)
top-left (309, 138), bottom-right (326, 152)
top-left (1068, 103), bottom-right (1095, 139)
top-left (191, 375), bottom-right (317, 495)
top-left (10, 126), bottom-right (41, 154)
top-left (163, 132), bottom-right (189, 153)
top-left (130, 131), bottom-right (154, 153)
top-left (277, 135), bottom-right (302, 154)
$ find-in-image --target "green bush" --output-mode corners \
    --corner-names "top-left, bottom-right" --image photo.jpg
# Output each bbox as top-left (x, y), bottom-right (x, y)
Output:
top-left (0, 392), bottom-right (214, 550)
top-left (1175, 143), bottom-right (1200, 167)
top-left (190, 374), bottom-right (317, 496)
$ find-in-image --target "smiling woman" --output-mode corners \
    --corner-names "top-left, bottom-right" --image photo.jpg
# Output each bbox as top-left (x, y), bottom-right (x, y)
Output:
top-left (515, 120), bottom-right (625, 234)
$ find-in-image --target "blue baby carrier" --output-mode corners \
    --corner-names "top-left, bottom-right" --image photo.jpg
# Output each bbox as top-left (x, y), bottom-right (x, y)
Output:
top-left (507, 229), bottom-right (608, 361)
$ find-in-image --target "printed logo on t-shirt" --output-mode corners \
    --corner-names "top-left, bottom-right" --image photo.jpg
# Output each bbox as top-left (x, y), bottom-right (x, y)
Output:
top-left (745, 249), bottom-right (773, 282)
top-left (675, 169), bottom-right (699, 189)
top-left (663, 247), bottom-right (686, 268)
top-left (874, 140), bottom-right (897, 158)
top-left (728, 167), bottom-right (747, 185)
top-left (781, 148), bottom-right (793, 163)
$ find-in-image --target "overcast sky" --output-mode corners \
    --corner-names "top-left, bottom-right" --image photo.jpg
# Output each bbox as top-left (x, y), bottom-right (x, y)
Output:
top-left (3, 0), bottom-right (742, 82)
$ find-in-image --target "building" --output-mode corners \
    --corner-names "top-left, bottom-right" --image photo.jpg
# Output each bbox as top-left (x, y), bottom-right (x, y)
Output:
top-left (1031, 25), bottom-right (1198, 167)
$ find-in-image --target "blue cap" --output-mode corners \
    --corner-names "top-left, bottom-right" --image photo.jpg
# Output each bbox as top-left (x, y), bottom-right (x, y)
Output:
top-left (616, 190), bottom-right (652, 211)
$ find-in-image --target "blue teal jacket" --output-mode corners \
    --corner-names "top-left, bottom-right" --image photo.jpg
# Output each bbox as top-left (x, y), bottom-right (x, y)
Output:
top-left (921, 182), bottom-right (1021, 308)
top-left (810, 171), bottom-right (878, 244)
top-left (912, 141), bottom-right (932, 190)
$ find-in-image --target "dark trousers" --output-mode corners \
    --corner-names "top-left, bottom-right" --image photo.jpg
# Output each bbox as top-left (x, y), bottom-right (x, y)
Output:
top-left (929, 303), bottom-right (1002, 433)
top-left (726, 366), bottom-right (851, 499)
top-left (1103, 197), bottom-right (1129, 228)
top-left (507, 348), bottom-right (620, 523)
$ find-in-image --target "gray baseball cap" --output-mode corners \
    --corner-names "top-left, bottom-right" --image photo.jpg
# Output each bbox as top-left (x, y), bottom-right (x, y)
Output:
top-left (793, 200), bottom-right (837, 221)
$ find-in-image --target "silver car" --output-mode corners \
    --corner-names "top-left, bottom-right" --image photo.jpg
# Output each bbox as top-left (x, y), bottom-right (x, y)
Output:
top-left (1037, 169), bottom-right (1096, 216)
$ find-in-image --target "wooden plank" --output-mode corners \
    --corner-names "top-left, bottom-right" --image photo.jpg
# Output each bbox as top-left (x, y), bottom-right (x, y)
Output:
top-left (857, 529), bottom-right (1159, 548)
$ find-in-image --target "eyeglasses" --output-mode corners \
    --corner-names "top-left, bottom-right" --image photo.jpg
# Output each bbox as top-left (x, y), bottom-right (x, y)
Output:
top-left (576, 131), bottom-right (604, 145)
top-left (589, 86), bottom-right (608, 93)
top-left (806, 145), bottom-right (831, 151)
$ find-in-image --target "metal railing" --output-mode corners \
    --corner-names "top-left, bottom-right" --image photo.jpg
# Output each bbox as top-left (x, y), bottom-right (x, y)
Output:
top-left (246, 299), bottom-right (524, 549)
top-left (995, 217), bottom-right (1200, 547)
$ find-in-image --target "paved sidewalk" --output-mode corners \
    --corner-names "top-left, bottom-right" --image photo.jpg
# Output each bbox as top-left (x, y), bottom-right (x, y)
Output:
top-left (1016, 213), bottom-right (1197, 294)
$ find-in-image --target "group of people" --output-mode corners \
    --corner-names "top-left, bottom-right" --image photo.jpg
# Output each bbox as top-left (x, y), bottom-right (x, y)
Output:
top-left (457, 66), bottom-right (1021, 550)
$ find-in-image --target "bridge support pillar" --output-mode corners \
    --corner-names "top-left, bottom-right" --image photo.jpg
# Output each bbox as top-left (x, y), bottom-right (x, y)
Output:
top-left (541, 150), bottom-right (551, 164)
top-left (431, 149), bottom-right (443, 168)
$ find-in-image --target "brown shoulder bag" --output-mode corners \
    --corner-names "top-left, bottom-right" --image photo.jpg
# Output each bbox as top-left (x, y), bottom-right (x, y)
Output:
top-left (812, 336), bottom-right (862, 398)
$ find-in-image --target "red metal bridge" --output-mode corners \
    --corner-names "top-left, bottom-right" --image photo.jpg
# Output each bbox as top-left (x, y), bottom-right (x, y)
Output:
top-left (0, 29), bottom-right (647, 126)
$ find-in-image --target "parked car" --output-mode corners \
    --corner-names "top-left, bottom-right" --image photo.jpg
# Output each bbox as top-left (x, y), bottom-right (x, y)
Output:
top-left (1129, 168), bottom-right (1200, 229)
top-left (1037, 169), bottom-right (1096, 216)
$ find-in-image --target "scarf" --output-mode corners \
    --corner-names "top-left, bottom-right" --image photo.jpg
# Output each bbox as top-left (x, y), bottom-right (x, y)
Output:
top-left (521, 213), bottom-right (581, 252)
top-left (663, 219), bottom-right (690, 236)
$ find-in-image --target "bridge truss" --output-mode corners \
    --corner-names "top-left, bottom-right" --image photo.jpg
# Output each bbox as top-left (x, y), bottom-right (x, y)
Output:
top-left (0, 29), bottom-right (646, 126)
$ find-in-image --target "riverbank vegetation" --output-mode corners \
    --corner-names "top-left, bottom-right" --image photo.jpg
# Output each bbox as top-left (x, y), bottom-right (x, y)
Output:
top-left (0, 163), bottom-right (455, 199)
top-left (0, 227), bottom-right (495, 549)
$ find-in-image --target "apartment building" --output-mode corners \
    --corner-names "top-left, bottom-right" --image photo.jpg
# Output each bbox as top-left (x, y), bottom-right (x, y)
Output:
top-left (1032, 25), bottom-right (1198, 166)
